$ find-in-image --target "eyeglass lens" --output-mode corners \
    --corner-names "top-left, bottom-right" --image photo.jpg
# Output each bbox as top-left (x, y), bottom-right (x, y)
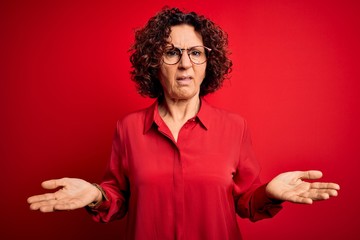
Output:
top-left (163, 46), bottom-right (210, 65)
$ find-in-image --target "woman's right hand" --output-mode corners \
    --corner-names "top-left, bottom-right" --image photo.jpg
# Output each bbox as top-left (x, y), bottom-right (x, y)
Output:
top-left (27, 178), bottom-right (102, 212)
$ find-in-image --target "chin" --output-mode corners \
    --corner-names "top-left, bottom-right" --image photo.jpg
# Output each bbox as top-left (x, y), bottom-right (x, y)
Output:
top-left (175, 93), bottom-right (199, 101)
top-left (166, 88), bottom-right (200, 100)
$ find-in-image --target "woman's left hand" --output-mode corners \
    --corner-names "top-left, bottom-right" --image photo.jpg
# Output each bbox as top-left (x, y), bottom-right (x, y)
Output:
top-left (266, 170), bottom-right (340, 204)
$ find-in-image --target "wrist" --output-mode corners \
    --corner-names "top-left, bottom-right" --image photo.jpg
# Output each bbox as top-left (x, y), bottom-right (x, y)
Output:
top-left (265, 183), bottom-right (284, 204)
top-left (88, 183), bottom-right (108, 208)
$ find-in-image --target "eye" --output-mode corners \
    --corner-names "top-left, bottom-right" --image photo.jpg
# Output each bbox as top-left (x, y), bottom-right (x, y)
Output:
top-left (165, 48), bottom-right (180, 57)
top-left (189, 49), bottom-right (202, 57)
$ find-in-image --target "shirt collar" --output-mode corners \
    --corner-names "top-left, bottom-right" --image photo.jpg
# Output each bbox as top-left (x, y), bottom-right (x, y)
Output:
top-left (143, 98), bottom-right (211, 134)
top-left (196, 98), bottom-right (211, 130)
top-left (144, 100), bottom-right (158, 134)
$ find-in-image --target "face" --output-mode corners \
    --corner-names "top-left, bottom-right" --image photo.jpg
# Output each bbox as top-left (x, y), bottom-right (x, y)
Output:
top-left (158, 24), bottom-right (206, 101)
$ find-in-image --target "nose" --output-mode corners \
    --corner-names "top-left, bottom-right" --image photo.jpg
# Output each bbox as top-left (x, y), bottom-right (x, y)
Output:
top-left (178, 51), bottom-right (193, 69)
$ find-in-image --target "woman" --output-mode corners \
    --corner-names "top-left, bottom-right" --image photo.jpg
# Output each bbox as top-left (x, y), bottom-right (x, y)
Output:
top-left (27, 7), bottom-right (340, 240)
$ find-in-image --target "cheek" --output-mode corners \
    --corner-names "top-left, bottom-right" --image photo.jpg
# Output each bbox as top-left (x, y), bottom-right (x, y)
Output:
top-left (197, 65), bottom-right (207, 82)
top-left (159, 66), bottom-right (175, 86)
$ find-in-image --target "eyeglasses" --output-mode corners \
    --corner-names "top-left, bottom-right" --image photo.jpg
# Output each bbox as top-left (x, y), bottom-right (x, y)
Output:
top-left (162, 45), bottom-right (212, 65)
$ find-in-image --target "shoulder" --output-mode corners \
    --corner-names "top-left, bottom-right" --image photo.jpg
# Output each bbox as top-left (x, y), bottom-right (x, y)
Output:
top-left (118, 108), bottom-right (147, 123)
top-left (116, 103), bottom-right (155, 132)
top-left (200, 100), bottom-right (247, 129)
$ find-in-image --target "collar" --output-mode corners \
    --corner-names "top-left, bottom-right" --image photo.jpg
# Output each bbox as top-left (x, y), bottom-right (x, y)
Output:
top-left (143, 98), bottom-right (212, 134)
top-left (143, 100), bottom-right (158, 134)
top-left (196, 98), bottom-right (211, 130)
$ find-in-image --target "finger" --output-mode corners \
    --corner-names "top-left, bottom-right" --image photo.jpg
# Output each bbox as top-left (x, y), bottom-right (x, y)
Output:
top-left (30, 199), bottom-right (58, 211)
top-left (41, 178), bottom-right (67, 190)
top-left (311, 182), bottom-right (340, 190)
top-left (27, 193), bottom-right (57, 204)
top-left (39, 204), bottom-right (57, 213)
top-left (54, 201), bottom-right (82, 211)
top-left (300, 188), bottom-right (341, 200)
top-left (300, 170), bottom-right (323, 180)
top-left (314, 189), bottom-right (338, 197)
top-left (287, 195), bottom-right (313, 204)
top-left (300, 191), bottom-right (330, 200)
top-left (327, 189), bottom-right (338, 197)
top-left (312, 192), bottom-right (330, 200)
top-left (303, 189), bottom-right (339, 199)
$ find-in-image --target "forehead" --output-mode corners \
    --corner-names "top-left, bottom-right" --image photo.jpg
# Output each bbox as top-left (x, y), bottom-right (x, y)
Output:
top-left (168, 24), bottom-right (203, 47)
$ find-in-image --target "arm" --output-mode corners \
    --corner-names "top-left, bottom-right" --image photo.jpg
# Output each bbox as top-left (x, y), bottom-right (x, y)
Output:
top-left (234, 120), bottom-right (283, 222)
top-left (27, 121), bottom-right (130, 221)
top-left (86, 120), bottom-right (130, 223)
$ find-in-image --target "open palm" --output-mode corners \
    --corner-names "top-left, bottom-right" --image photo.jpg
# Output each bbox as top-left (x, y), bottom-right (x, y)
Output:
top-left (266, 170), bottom-right (340, 204)
top-left (27, 178), bottom-right (101, 212)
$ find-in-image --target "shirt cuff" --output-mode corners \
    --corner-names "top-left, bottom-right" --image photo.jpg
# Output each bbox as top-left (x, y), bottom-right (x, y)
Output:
top-left (251, 184), bottom-right (283, 220)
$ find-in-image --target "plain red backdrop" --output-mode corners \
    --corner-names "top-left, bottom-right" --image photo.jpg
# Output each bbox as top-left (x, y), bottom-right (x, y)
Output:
top-left (1, 0), bottom-right (359, 239)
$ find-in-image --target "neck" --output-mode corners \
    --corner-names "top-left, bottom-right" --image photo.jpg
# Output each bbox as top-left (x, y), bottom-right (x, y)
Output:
top-left (159, 95), bottom-right (201, 123)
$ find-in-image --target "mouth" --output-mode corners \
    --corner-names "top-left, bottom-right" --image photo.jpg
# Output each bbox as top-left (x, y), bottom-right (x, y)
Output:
top-left (176, 76), bottom-right (193, 85)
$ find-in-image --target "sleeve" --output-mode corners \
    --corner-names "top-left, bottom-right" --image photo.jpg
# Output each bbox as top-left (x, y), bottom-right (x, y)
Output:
top-left (86, 120), bottom-right (130, 223)
top-left (233, 120), bottom-right (283, 222)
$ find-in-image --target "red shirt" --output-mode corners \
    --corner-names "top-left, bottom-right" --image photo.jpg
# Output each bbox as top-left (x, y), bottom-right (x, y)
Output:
top-left (88, 99), bottom-right (282, 240)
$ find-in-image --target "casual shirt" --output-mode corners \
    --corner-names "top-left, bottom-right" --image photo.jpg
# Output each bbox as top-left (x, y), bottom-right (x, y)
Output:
top-left (88, 99), bottom-right (282, 240)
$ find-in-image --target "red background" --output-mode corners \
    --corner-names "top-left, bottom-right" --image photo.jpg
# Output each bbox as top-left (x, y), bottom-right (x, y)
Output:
top-left (1, 0), bottom-right (359, 239)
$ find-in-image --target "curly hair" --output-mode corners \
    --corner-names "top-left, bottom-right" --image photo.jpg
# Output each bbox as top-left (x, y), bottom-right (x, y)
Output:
top-left (129, 7), bottom-right (232, 98)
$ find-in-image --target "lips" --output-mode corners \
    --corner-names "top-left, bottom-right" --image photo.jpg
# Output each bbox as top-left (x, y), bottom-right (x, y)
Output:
top-left (176, 76), bottom-right (193, 85)
top-left (176, 76), bottom-right (192, 80)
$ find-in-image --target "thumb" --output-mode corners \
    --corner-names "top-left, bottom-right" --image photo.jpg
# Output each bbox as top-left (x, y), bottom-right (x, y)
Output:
top-left (41, 178), bottom-right (67, 190)
top-left (300, 170), bottom-right (323, 180)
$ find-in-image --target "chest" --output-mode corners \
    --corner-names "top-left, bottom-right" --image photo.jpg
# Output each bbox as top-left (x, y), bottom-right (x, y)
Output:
top-left (122, 122), bottom-right (242, 190)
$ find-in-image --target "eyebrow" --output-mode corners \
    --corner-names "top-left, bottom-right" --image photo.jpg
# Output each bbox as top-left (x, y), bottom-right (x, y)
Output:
top-left (167, 45), bottom-right (203, 49)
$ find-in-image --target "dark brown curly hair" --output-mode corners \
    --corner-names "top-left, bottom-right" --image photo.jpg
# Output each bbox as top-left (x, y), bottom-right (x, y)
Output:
top-left (129, 7), bottom-right (232, 98)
